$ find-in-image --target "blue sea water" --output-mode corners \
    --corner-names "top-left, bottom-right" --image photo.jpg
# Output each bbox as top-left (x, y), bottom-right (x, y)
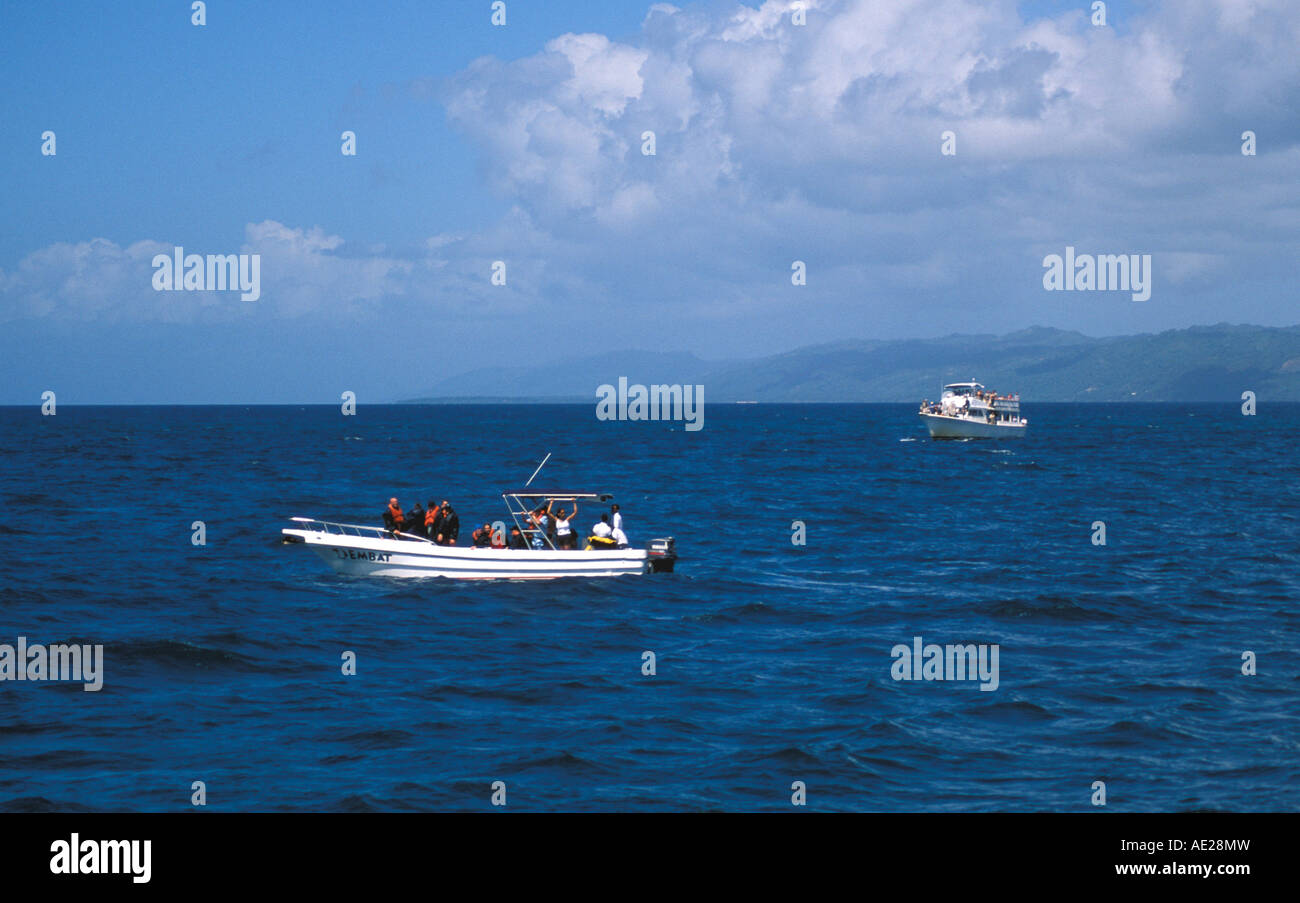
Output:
top-left (0, 403), bottom-right (1297, 812)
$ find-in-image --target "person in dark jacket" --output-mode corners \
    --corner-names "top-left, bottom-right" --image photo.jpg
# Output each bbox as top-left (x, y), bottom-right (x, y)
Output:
top-left (472, 523), bottom-right (493, 547)
top-left (508, 526), bottom-right (528, 549)
top-left (406, 501), bottom-right (425, 535)
top-left (434, 501), bottom-right (460, 546)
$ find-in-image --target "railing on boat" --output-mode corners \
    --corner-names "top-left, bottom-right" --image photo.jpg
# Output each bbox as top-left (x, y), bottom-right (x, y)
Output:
top-left (287, 517), bottom-right (432, 542)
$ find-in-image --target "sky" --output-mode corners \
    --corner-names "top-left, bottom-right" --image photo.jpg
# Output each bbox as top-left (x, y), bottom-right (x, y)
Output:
top-left (1, 0), bottom-right (1297, 403)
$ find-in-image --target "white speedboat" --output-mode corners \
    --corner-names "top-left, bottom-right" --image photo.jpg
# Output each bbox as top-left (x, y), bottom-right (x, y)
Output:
top-left (281, 490), bottom-right (677, 579)
top-left (918, 381), bottom-right (1027, 439)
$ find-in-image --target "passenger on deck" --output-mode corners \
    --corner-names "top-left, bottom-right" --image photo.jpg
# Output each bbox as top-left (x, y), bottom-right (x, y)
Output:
top-left (508, 526), bottom-right (528, 549)
top-left (611, 524), bottom-right (629, 548)
top-left (434, 500), bottom-right (459, 545)
top-left (406, 501), bottom-right (425, 534)
top-left (549, 499), bottom-right (578, 549)
top-left (384, 498), bottom-right (404, 533)
top-left (423, 501), bottom-right (440, 539)
top-left (610, 504), bottom-right (623, 535)
top-left (472, 523), bottom-right (493, 548)
top-left (587, 514), bottom-right (617, 549)
top-left (533, 506), bottom-right (554, 545)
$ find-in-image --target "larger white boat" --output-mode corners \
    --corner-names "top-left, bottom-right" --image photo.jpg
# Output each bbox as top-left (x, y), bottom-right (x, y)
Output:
top-left (281, 490), bottom-right (677, 579)
top-left (918, 381), bottom-right (1027, 439)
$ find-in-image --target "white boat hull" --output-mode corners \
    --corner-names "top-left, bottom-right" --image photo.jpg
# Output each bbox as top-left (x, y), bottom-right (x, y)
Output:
top-left (920, 412), bottom-right (1027, 439)
top-left (283, 527), bottom-right (658, 579)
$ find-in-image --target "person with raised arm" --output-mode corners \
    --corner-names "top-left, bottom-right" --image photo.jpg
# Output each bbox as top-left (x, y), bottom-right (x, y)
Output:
top-left (548, 498), bottom-right (579, 550)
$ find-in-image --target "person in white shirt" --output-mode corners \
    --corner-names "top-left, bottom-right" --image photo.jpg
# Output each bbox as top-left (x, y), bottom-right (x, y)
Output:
top-left (547, 498), bottom-right (578, 550)
top-left (610, 504), bottom-right (623, 535)
top-left (611, 526), bottom-right (629, 548)
top-left (587, 513), bottom-right (617, 549)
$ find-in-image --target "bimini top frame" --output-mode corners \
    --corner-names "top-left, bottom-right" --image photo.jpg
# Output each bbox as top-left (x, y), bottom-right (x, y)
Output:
top-left (501, 491), bottom-right (613, 550)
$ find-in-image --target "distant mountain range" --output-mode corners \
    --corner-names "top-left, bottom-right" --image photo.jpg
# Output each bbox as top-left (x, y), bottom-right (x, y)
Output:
top-left (402, 324), bottom-right (1300, 403)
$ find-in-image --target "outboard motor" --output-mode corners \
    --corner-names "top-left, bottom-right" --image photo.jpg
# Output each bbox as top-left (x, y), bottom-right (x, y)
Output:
top-left (646, 537), bottom-right (677, 573)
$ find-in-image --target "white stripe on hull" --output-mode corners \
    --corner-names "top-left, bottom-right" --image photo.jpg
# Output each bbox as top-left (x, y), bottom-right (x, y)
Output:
top-left (286, 529), bottom-right (649, 579)
top-left (920, 413), bottom-right (1027, 439)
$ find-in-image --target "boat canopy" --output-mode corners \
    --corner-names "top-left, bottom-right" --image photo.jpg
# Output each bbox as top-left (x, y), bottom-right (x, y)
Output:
top-left (943, 382), bottom-right (984, 391)
top-left (502, 491), bottom-right (612, 500)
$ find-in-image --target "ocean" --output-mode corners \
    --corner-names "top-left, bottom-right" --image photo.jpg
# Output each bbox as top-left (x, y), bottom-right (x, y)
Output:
top-left (1, 403), bottom-right (1296, 811)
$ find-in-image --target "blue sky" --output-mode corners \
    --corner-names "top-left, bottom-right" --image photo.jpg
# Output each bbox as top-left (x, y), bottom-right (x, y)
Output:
top-left (1, 0), bottom-right (1297, 402)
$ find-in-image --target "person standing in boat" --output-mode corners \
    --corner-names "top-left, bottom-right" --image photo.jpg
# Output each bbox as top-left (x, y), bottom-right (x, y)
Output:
top-left (548, 499), bottom-right (578, 550)
top-left (610, 504), bottom-right (628, 545)
top-left (422, 500), bottom-right (440, 539)
top-left (384, 498), bottom-right (404, 534)
top-left (532, 506), bottom-right (553, 545)
top-left (434, 500), bottom-right (460, 545)
top-left (527, 510), bottom-right (547, 549)
top-left (406, 501), bottom-right (425, 535)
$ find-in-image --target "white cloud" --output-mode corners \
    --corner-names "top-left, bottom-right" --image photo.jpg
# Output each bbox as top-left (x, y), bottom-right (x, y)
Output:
top-left (443, 0), bottom-right (1296, 211)
top-left (546, 33), bottom-right (649, 116)
top-left (6, 0), bottom-right (1299, 342)
top-left (2, 222), bottom-right (448, 322)
top-left (427, 0), bottom-right (1298, 334)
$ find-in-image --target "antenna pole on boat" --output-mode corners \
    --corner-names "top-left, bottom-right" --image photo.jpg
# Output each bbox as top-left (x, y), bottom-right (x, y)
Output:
top-left (525, 452), bottom-right (551, 488)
